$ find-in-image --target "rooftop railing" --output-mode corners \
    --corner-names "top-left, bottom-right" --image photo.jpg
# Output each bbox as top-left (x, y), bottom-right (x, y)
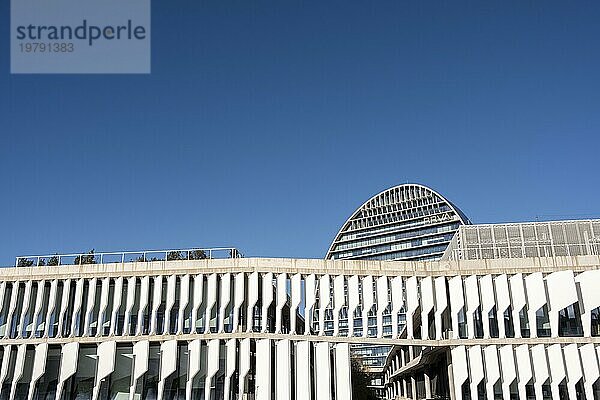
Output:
top-left (15, 247), bottom-right (243, 267)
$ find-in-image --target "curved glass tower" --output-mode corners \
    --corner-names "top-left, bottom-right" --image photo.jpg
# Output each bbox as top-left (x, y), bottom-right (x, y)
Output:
top-left (326, 183), bottom-right (469, 262)
top-left (325, 183), bottom-right (469, 397)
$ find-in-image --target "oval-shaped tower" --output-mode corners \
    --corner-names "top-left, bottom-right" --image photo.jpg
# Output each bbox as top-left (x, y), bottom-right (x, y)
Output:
top-left (326, 183), bottom-right (470, 261)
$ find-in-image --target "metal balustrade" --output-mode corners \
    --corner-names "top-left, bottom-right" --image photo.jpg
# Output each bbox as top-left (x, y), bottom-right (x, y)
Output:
top-left (15, 246), bottom-right (243, 267)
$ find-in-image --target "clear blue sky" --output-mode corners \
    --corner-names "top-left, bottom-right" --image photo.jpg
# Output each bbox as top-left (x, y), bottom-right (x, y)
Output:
top-left (1, 1), bottom-right (599, 265)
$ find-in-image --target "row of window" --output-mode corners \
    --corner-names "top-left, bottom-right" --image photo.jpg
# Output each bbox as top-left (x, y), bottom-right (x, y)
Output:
top-left (359, 203), bottom-right (452, 227)
top-left (332, 222), bottom-right (459, 253)
top-left (0, 276), bottom-right (302, 341)
top-left (0, 339), bottom-right (347, 400)
top-left (0, 270), bottom-right (597, 342)
top-left (355, 244), bottom-right (449, 261)
top-left (342, 204), bottom-right (455, 240)
top-left (334, 232), bottom-right (456, 259)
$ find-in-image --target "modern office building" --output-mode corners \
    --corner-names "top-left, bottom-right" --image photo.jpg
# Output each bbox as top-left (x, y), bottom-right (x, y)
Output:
top-left (326, 183), bottom-right (470, 262)
top-left (382, 219), bottom-right (600, 400)
top-left (0, 220), bottom-right (598, 400)
top-left (324, 183), bottom-right (470, 397)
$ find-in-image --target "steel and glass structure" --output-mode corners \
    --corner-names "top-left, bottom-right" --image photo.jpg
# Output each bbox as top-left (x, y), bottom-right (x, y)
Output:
top-left (326, 183), bottom-right (470, 262)
top-left (324, 184), bottom-right (469, 397)
top-left (0, 220), bottom-right (599, 400)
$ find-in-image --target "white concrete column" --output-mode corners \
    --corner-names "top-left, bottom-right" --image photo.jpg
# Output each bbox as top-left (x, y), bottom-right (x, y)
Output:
top-left (362, 276), bottom-right (374, 338)
top-left (405, 277), bottom-right (418, 340)
top-left (483, 346), bottom-right (500, 400)
top-left (515, 344), bottom-right (533, 400)
top-left (238, 338), bottom-right (251, 398)
top-left (204, 274), bottom-right (217, 334)
top-left (548, 344), bottom-right (566, 400)
top-left (95, 278), bottom-right (110, 337)
top-left (579, 344), bottom-right (600, 400)
top-left (334, 343), bottom-right (352, 400)
top-left (246, 272), bottom-right (259, 333)
top-left (223, 339), bottom-right (237, 399)
top-left (276, 339), bottom-right (291, 400)
top-left (190, 274), bottom-right (203, 334)
top-left (377, 276), bottom-right (389, 339)
top-left (500, 345), bottom-right (516, 400)
top-left (391, 276), bottom-right (404, 339)
top-left (494, 275), bottom-right (510, 339)
top-left (479, 275), bottom-right (495, 339)
top-left (31, 280), bottom-right (46, 338)
top-left (136, 276), bottom-right (149, 335)
top-left (185, 339), bottom-right (201, 400)
top-left (424, 371), bottom-right (432, 400)
top-left (275, 274), bottom-right (287, 334)
top-left (57, 279), bottom-right (71, 338)
top-left (296, 341), bottom-right (311, 400)
top-left (232, 272), bottom-right (245, 333)
top-left (315, 342), bottom-right (332, 400)
top-left (564, 343), bottom-right (583, 400)
top-left (177, 274), bottom-right (190, 334)
top-left (256, 339), bottom-right (272, 400)
top-left (464, 275), bottom-right (479, 339)
top-left (304, 275), bottom-right (316, 335)
top-left (204, 339), bottom-right (220, 400)
top-left (261, 273), bottom-right (274, 333)
top-left (290, 274), bottom-right (301, 334)
top-left (55, 342), bottom-right (79, 400)
top-left (111, 277), bottom-right (125, 336)
top-left (218, 273), bottom-right (231, 333)
top-left (531, 344), bottom-right (550, 400)
top-left (27, 343), bottom-right (48, 400)
top-left (434, 276), bottom-right (447, 340)
top-left (333, 275), bottom-right (345, 337)
top-left (149, 276), bottom-right (162, 335)
top-left (508, 274), bottom-right (526, 339)
top-left (468, 345), bottom-right (484, 400)
top-left (92, 341), bottom-right (116, 400)
top-left (318, 274), bottom-right (331, 336)
top-left (69, 279), bottom-right (84, 337)
top-left (420, 276), bottom-right (434, 340)
top-left (9, 344), bottom-right (27, 400)
top-left (157, 340), bottom-right (177, 400)
top-left (83, 278), bottom-right (97, 336)
top-left (129, 340), bottom-right (149, 400)
top-left (43, 280), bottom-right (58, 337)
top-left (348, 275), bottom-right (360, 337)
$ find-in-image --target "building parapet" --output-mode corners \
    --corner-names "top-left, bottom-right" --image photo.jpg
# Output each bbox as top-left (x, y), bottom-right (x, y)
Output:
top-left (15, 247), bottom-right (243, 267)
top-left (3, 255), bottom-right (599, 280)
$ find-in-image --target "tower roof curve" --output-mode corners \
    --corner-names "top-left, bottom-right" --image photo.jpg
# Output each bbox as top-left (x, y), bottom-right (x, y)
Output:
top-left (325, 183), bottom-right (470, 260)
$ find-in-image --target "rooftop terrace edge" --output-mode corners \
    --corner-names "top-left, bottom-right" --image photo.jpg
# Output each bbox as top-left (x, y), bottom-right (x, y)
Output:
top-left (1, 255), bottom-right (599, 280)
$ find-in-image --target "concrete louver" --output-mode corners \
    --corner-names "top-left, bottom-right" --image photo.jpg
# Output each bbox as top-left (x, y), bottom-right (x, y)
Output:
top-left (0, 256), bottom-right (597, 400)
